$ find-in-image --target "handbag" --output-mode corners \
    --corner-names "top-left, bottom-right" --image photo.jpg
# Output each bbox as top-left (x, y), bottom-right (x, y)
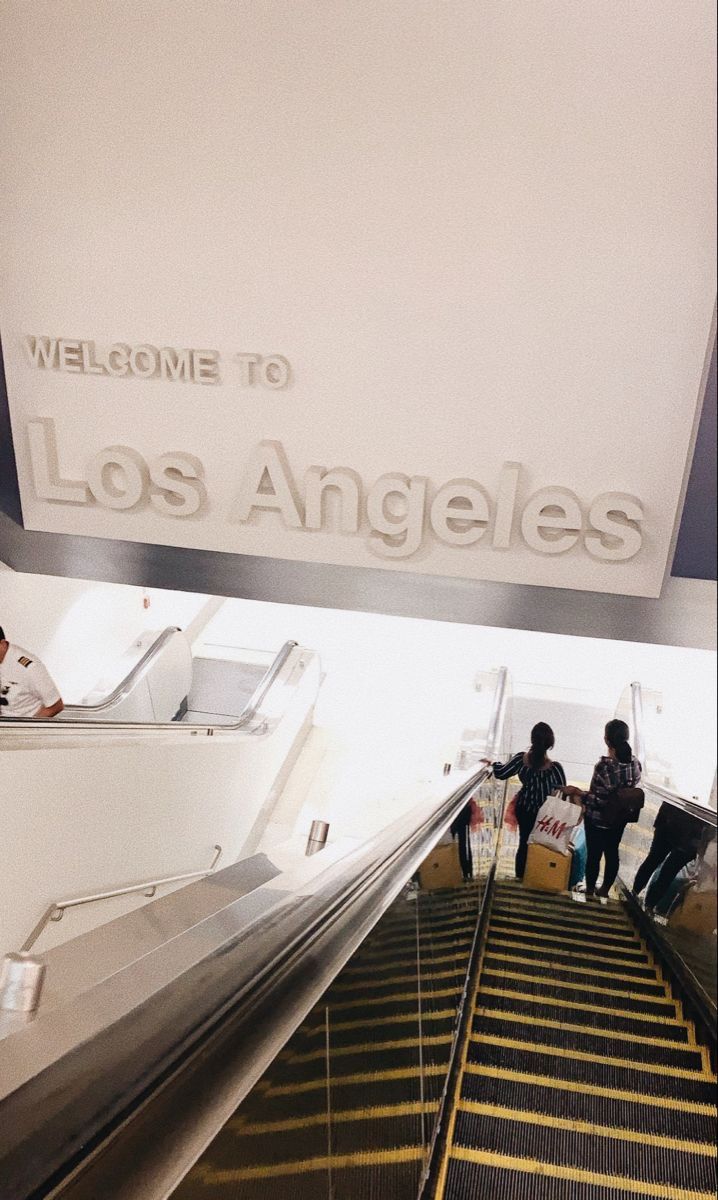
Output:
top-left (601, 786), bottom-right (645, 827)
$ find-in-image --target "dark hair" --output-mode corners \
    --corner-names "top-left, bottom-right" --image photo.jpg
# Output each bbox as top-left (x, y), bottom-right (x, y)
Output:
top-left (605, 718), bottom-right (632, 764)
top-left (529, 722), bottom-right (555, 769)
top-left (0, 627), bottom-right (5, 642)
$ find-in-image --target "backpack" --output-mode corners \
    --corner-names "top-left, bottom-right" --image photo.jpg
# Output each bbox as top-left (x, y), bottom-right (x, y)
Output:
top-left (601, 786), bottom-right (645, 827)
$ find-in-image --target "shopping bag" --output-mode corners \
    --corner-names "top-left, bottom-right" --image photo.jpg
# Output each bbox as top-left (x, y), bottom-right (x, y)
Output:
top-left (503, 795), bottom-right (519, 832)
top-left (469, 797), bottom-right (484, 831)
top-left (528, 792), bottom-right (582, 856)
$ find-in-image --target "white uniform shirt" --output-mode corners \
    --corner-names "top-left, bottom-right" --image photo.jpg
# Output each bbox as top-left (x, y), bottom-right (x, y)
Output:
top-left (0, 644), bottom-right (61, 718)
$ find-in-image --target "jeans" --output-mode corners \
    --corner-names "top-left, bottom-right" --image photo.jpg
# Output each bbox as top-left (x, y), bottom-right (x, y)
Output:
top-left (632, 827), bottom-right (695, 910)
top-left (515, 806), bottom-right (537, 879)
top-left (585, 821), bottom-right (626, 895)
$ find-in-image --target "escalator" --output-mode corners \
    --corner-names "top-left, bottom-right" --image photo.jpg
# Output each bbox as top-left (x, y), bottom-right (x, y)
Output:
top-left (170, 871), bottom-right (717, 1200)
top-left (1, 671), bottom-right (715, 1200)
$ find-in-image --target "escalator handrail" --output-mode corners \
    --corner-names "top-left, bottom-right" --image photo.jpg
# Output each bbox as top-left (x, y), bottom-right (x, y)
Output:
top-left (631, 681), bottom-right (716, 827)
top-left (61, 626), bottom-right (182, 716)
top-left (0, 640), bottom-right (301, 737)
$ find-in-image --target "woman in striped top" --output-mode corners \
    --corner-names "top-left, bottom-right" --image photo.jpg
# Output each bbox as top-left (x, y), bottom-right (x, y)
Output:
top-left (483, 723), bottom-right (566, 879)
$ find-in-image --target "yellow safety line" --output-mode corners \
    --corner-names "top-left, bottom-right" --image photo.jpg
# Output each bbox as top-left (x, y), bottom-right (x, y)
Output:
top-left (480, 965), bottom-right (678, 1005)
top-left (448, 1147), bottom-right (716, 1200)
top-left (488, 937), bottom-right (657, 971)
top-left (341, 950), bottom-right (467, 975)
top-left (464, 1063), bottom-right (718, 1114)
top-left (490, 912), bottom-right (640, 943)
top-left (361, 923), bottom-right (476, 950)
top-left (264, 1062), bottom-right (448, 1098)
top-left (473, 1007), bottom-right (701, 1051)
top-left (456, 1100), bottom-right (715, 1155)
top-left (355, 930), bottom-right (474, 960)
top-left (468, 1033), bottom-right (716, 1080)
top-left (229, 1098), bottom-right (439, 1135)
top-left (486, 951), bottom-right (670, 990)
top-left (478, 986), bottom-right (688, 1029)
top-left (193, 1145), bottom-right (426, 1184)
top-left (489, 921), bottom-right (645, 954)
top-left (287, 1031), bottom-right (453, 1065)
top-left (315, 984), bottom-right (461, 1014)
top-left (330, 966), bottom-right (464, 993)
top-left (302, 1007), bottom-right (457, 1037)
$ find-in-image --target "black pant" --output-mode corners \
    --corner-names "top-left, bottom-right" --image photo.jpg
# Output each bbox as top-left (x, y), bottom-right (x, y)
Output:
top-left (585, 821), bottom-right (626, 895)
top-left (515, 807), bottom-right (537, 880)
top-left (453, 818), bottom-right (473, 880)
top-left (633, 829), bottom-right (695, 908)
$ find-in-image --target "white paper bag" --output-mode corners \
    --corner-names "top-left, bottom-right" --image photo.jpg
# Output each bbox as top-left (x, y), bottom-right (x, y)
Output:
top-left (528, 792), bottom-right (582, 856)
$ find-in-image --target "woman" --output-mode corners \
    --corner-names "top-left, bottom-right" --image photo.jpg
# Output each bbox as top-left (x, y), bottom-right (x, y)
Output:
top-left (483, 722), bottom-right (566, 879)
top-left (564, 718), bottom-right (641, 901)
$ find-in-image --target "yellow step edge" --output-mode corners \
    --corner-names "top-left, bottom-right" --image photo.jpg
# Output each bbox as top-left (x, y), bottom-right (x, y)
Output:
top-left (490, 912), bottom-right (640, 943)
top-left (448, 1146), bottom-right (716, 1200)
top-left (486, 951), bottom-right (670, 991)
top-left (480, 966), bottom-right (678, 1006)
top-left (488, 937), bottom-right (657, 972)
top-left (473, 1006), bottom-right (700, 1051)
top-left (456, 1099), bottom-right (715, 1156)
top-left (464, 1063), bottom-right (718, 1114)
top-left (311, 984), bottom-right (460, 1014)
top-left (287, 1031), bottom-right (453, 1065)
top-left (341, 950), bottom-right (466, 975)
top-left (478, 985), bottom-right (687, 1027)
top-left (193, 1145), bottom-right (426, 1184)
top-left (302, 1007), bottom-right (457, 1037)
top-left (468, 1032), bottom-right (716, 1080)
top-left (489, 922), bottom-right (645, 955)
top-left (495, 894), bottom-right (631, 923)
top-left (264, 1061), bottom-right (448, 1098)
top-left (229, 1098), bottom-right (439, 1135)
top-left (355, 931), bottom-right (474, 961)
top-left (330, 966), bottom-right (464, 993)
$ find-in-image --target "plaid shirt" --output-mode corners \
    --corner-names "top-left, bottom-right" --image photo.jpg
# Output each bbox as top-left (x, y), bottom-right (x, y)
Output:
top-left (585, 755), bottom-right (642, 827)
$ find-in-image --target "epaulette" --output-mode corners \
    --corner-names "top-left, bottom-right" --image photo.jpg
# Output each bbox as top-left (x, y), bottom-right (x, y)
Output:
top-left (18, 656), bottom-right (33, 668)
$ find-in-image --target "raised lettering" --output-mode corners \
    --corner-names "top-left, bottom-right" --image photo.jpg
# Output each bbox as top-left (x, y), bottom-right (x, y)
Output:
top-left (23, 336), bottom-right (58, 368)
top-left (231, 439), bottom-right (303, 528)
top-left (27, 418), bottom-right (89, 504)
top-left (150, 452), bottom-right (206, 516)
top-left (87, 446), bottom-right (148, 510)
top-left (304, 466), bottom-right (361, 533)
top-left (430, 479), bottom-right (490, 546)
top-left (585, 493), bottom-right (643, 561)
top-left (366, 473), bottom-right (427, 559)
top-left (521, 487), bottom-right (582, 555)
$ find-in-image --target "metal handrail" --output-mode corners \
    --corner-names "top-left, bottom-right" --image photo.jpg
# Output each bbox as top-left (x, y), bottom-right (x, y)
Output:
top-left (20, 846), bottom-right (223, 953)
top-left (0, 640), bottom-right (300, 738)
top-left (630, 681), bottom-right (716, 828)
top-left (61, 627), bottom-right (182, 716)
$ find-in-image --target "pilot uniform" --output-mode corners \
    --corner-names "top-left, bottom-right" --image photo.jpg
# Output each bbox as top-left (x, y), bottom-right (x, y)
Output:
top-left (0, 644), bottom-right (62, 718)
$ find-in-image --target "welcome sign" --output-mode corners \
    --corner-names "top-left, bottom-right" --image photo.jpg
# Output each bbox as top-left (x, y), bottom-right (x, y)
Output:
top-left (1, 2), bottom-right (715, 599)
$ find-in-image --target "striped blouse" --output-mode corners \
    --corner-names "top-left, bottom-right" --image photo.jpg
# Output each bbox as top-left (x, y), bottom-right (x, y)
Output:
top-left (491, 751), bottom-right (567, 815)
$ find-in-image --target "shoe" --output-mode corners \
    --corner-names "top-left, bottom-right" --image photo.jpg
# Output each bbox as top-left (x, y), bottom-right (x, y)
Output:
top-left (598, 896), bottom-right (609, 906)
top-left (571, 890), bottom-right (587, 904)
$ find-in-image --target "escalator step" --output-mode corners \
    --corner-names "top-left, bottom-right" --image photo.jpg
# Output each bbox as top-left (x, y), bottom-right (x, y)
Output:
top-left (477, 990), bottom-right (692, 1041)
top-left (483, 952), bottom-right (667, 993)
top-left (311, 990), bottom-right (462, 1020)
top-left (329, 965), bottom-right (465, 994)
top-left (466, 1041), bottom-right (717, 1102)
top-left (189, 1150), bottom-right (425, 1199)
top-left (275, 1039), bottom-right (451, 1083)
top-left (486, 937), bottom-right (659, 975)
top-left (451, 1110), bottom-right (716, 1192)
top-left (458, 1073), bottom-right (718, 1141)
top-left (479, 970), bottom-right (679, 1016)
top-left (490, 907), bottom-right (640, 943)
top-left (471, 1013), bottom-right (707, 1070)
top-left (460, 1067), bottom-right (717, 1117)
top-left (489, 922), bottom-right (647, 958)
top-left (444, 1154), bottom-right (715, 1200)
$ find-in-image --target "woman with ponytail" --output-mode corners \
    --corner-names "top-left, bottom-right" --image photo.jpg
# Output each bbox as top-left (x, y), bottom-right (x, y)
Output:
top-left (564, 718), bottom-right (642, 901)
top-left (482, 723), bottom-right (566, 879)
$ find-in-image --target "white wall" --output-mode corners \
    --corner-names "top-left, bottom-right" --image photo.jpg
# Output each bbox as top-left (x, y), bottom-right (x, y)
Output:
top-left (0, 566), bottom-right (213, 701)
top-left (0, 649), bottom-right (319, 955)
